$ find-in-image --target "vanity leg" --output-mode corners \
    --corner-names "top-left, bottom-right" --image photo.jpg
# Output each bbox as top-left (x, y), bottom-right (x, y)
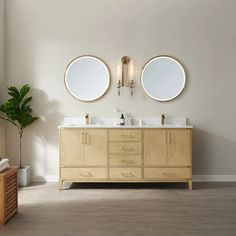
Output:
top-left (188, 180), bottom-right (192, 190)
top-left (59, 179), bottom-right (63, 190)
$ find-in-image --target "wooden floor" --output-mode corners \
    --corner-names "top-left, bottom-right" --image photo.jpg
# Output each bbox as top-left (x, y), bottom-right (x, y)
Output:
top-left (0, 182), bottom-right (236, 236)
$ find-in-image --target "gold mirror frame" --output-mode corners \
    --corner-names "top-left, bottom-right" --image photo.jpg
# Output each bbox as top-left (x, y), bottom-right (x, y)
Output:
top-left (141, 55), bottom-right (186, 102)
top-left (64, 55), bottom-right (110, 102)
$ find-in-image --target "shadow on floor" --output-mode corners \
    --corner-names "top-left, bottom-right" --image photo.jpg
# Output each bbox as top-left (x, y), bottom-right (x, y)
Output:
top-left (23, 182), bottom-right (236, 191)
top-left (68, 182), bottom-right (189, 190)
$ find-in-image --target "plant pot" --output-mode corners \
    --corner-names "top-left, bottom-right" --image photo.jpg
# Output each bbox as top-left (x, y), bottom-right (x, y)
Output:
top-left (18, 166), bottom-right (32, 187)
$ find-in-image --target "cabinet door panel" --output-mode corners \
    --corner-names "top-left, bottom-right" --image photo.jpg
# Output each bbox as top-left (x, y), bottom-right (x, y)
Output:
top-left (60, 129), bottom-right (83, 166)
top-left (83, 129), bottom-right (107, 166)
top-left (144, 129), bottom-right (166, 166)
top-left (167, 130), bottom-right (191, 166)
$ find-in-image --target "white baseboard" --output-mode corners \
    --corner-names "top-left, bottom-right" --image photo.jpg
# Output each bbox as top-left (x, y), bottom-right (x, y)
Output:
top-left (32, 175), bottom-right (236, 183)
top-left (32, 175), bottom-right (58, 183)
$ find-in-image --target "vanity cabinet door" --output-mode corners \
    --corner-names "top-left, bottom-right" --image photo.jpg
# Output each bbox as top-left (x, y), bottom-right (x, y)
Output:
top-left (167, 129), bottom-right (191, 166)
top-left (83, 129), bottom-right (107, 166)
top-left (60, 129), bottom-right (83, 166)
top-left (144, 129), bottom-right (167, 166)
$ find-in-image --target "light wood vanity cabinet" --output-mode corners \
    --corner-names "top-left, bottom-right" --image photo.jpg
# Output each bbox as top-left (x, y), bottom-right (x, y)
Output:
top-left (108, 130), bottom-right (142, 181)
top-left (144, 129), bottom-right (191, 166)
top-left (59, 129), bottom-right (108, 185)
top-left (59, 128), bottom-right (192, 190)
top-left (60, 129), bottom-right (83, 166)
top-left (60, 129), bottom-right (107, 167)
top-left (143, 129), bottom-right (166, 166)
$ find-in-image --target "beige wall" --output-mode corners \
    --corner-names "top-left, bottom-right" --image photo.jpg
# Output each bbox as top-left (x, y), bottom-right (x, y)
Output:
top-left (0, 0), bottom-right (6, 157)
top-left (4, 0), bottom-right (236, 178)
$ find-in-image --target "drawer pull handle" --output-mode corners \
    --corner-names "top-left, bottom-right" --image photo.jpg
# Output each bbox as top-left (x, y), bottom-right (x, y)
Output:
top-left (163, 172), bottom-right (177, 177)
top-left (167, 132), bottom-right (171, 144)
top-left (120, 147), bottom-right (134, 152)
top-left (121, 134), bottom-right (135, 138)
top-left (79, 172), bottom-right (92, 177)
top-left (121, 160), bottom-right (135, 164)
top-left (81, 131), bottom-right (87, 144)
top-left (86, 132), bottom-right (89, 144)
top-left (81, 131), bottom-right (84, 144)
top-left (121, 172), bottom-right (135, 177)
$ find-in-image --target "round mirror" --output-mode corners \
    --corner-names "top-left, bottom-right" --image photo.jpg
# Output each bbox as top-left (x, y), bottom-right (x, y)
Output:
top-left (141, 56), bottom-right (186, 101)
top-left (65, 56), bottom-right (110, 101)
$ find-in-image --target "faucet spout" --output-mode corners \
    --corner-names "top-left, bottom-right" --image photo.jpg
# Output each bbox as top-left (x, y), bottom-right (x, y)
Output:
top-left (85, 114), bottom-right (90, 125)
top-left (161, 114), bottom-right (165, 125)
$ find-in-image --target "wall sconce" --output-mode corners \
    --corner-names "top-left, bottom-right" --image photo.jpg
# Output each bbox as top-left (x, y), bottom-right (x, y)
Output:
top-left (117, 56), bottom-right (135, 96)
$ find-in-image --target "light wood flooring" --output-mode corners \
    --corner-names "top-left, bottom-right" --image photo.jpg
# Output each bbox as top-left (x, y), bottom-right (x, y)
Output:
top-left (0, 182), bottom-right (236, 236)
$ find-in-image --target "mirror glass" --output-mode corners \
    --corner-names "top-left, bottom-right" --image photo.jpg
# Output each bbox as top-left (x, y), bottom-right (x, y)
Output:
top-left (141, 56), bottom-right (186, 101)
top-left (65, 56), bottom-right (110, 101)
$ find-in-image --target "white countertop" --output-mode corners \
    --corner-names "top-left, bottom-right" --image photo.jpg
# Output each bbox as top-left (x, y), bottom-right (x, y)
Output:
top-left (59, 117), bottom-right (193, 129)
top-left (58, 124), bottom-right (193, 129)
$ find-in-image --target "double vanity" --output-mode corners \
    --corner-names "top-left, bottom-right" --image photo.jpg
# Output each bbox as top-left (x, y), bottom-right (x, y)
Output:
top-left (61, 54), bottom-right (191, 190)
top-left (58, 118), bottom-right (193, 190)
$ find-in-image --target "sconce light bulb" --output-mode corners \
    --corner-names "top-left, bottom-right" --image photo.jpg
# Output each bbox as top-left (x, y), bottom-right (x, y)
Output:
top-left (117, 60), bottom-right (122, 84)
top-left (129, 60), bottom-right (135, 82)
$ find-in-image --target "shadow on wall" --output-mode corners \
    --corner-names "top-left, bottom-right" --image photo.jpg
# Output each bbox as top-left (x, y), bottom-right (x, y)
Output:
top-left (8, 89), bottom-right (63, 178)
top-left (192, 128), bottom-right (236, 175)
top-left (0, 120), bottom-right (6, 157)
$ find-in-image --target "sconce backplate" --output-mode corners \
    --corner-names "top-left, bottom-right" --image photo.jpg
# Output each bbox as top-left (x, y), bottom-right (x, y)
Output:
top-left (121, 56), bottom-right (130, 64)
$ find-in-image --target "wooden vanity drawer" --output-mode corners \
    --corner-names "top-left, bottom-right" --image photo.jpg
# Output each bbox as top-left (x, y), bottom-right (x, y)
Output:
top-left (109, 130), bottom-right (142, 142)
top-left (109, 168), bottom-right (142, 179)
top-left (109, 155), bottom-right (142, 166)
top-left (109, 143), bottom-right (142, 154)
top-left (61, 168), bottom-right (107, 180)
top-left (144, 168), bottom-right (191, 179)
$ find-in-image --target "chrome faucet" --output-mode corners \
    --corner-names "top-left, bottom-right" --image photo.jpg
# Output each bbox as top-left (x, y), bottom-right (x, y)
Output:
top-left (161, 114), bottom-right (165, 125)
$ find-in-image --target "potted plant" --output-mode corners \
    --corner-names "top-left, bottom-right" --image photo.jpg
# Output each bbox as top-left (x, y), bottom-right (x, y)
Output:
top-left (0, 84), bottom-right (38, 186)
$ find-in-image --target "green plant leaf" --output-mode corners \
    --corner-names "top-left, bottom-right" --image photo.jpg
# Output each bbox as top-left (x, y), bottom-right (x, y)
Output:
top-left (20, 84), bottom-right (30, 100)
top-left (8, 86), bottom-right (21, 100)
top-left (19, 114), bottom-right (38, 128)
top-left (9, 98), bottom-right (19, 106)
top-left (21, 96), bottom-right (32, 110)
top-left (0, 84), bottom-right (38, 128)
